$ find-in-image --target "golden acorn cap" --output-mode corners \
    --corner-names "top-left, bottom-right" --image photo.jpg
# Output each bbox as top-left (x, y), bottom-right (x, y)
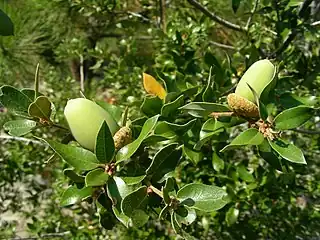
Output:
top-left (227, 93), bottom-right (259, 118)
top-left (113, 126), bottom-right (132, 150)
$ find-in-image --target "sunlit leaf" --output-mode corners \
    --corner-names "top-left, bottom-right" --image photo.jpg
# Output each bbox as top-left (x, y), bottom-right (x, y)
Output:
top-left (143, 73), bottom-right (167, 100)
top-left (3, 119), bottom-right (37, 136)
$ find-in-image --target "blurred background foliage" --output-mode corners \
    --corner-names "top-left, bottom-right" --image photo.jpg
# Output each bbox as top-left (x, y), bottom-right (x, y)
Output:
top-left (0, 0), bottom-right (319, 239)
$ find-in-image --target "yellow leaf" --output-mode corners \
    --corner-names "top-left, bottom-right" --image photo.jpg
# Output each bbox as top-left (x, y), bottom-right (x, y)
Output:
top-left (143, 73), bottom-right (167, 100)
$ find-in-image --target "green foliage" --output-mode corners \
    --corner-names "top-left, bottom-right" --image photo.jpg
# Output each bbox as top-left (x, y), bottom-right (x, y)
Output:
top-left (0, 9), bottom-right (14, 36)
top-left (95, 121), bottom-right (115, 163)
top-left (1, 0), bottom-right (320, 239)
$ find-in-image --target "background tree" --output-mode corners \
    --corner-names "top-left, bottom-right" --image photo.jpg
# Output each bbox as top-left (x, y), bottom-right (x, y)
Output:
top-left (0, 0), bottom-right (319, 239)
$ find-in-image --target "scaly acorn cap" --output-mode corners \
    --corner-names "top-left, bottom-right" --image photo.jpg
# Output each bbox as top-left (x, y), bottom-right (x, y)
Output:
top-left (227, 93), bottom-right (259, 118)
top-left (113, 126), bottom-right (132, 150)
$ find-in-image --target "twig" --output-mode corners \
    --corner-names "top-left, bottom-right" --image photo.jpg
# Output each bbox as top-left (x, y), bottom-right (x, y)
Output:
top-left (209, 112), bottom-right (235, 118)
top-left (245, 0), bottom-right (260, 30)
top-left (311, 20), bottom-right (320, 26)
top-left (51, 123), bottom-right (69, 131)
top-left (187, 0), bottom-right (246, 32)
top-left (220, 84), bottom-right (237, 97)
top-left (292, 128), bottom-right (320, 135)
top-left (34, 63), bottom-right (40, 100)
top-left (149, 185), bottom-right (163, 198)
top-left (79, 55), bottom-right (84, 93)
top-left (0, 135), bottom-right (46, 146)
top-left (159, 0), bottom-right (166, 33)
top-left (127, 11), bottom-right (152, 23)
top-left (3, 231), bottom-right (72, 240)
top-left (121, 106), bottom-right (129, 127)
top-left (269, 30), bottom-right (298, 58)
top-left (210, 41), bottom-right (235, 50)
top-left (98, 32), bottom-right (155, 40)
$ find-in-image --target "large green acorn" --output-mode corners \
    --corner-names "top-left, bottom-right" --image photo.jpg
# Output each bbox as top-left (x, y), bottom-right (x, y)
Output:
top-left (64, 98), bottom-right (120, 151)
top-left (228, 59), bottom-right (276, 118)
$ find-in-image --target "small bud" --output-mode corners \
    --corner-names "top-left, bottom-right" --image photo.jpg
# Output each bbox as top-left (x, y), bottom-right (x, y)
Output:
top-left (64, 98), bottom-right (119, 151)
top-left (235, 59), bottom-right (276, 103)
top-left (113, 126), bottom-right (132, 150)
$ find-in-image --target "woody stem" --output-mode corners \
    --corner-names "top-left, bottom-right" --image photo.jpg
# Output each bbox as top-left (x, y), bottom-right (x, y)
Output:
top-left (149, 185), bottom-right (163, 198)
top-left (209, 112), bottom-right (235, 118)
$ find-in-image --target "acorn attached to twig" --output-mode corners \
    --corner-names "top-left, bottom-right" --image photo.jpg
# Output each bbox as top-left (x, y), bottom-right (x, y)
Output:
top-left (64, 98), bottom-right (120, 151)
top-left (227, 59), bottom-right (276, 118)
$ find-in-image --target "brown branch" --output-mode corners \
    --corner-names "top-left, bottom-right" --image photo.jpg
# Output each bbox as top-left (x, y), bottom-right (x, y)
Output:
top-left (80, 54), bottom-right (84, 92)
top-left (292, 128), bottom-right (320, 135)
top-left (3, 231), bottom-right (72, 240)
top-left (209, 112), bottom-right (235, 118)
top-left (148, 185), bottom-right (163, 198)
top-left (187, 0), bottom-right (247, 32)
top-left (245, 0), bottom-right (260, 30)
top-left (269, 30), bottom-right (298, 58)
top-left (0, 135), bottom-right (46, 146)
top-left (159, 0), bottom-right (166, 33)
top-left (98, 33), bottom-right (154, 40)
top-left (210, 41), bottom-right (236, 50)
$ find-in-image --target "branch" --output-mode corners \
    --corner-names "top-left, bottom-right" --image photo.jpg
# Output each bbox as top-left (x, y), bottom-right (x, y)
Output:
top-left (51, 123), bottom-right (69, 131)
top-left (245, 0), bottom-right (260, 30)
top-left (3, 231), bottom-right (72, 240)
top-left (126, 11), bottom-right (152, 23)
top-left (148, 185), bottom-right (163, 198)
top-left (0, 135), bottom-right (46, 146)
top-left (311, 20), bottom-right (320, 26)
top-left (80, 54), bottom-right (84, 92)
top-left (187, 0), bottom-right (247, 32)
top-left (159, 0), bottom-right (167, 33)
top-left (209, 112), bottom-right (235, 118)
top-left (210, 41), bottom-right (236, 50)
top-left (292, 128), bottom-right (320, 135)
top-left (220, 85), bottom-right (237, 97)
top-left (269, 30), bottom-right (298, 58)
top-left (98, 33), bottom-right (154, 40)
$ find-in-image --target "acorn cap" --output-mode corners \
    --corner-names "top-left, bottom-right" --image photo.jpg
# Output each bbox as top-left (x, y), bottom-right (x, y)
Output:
top-left (113, 126), bottom-right (132, 150)
top-left (227, 93), bottom-right (259, 118)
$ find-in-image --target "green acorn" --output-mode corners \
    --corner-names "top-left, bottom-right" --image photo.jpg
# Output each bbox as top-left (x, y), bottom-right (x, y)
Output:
top-left (64, 98), bottom-right (119, 151)
top-left (113, 126), bottom-right (132, 151)
top-left (228, 59), bottom-right (276, 118)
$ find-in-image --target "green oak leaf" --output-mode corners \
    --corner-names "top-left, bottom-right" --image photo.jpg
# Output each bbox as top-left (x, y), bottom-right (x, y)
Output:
top-left (0, 85), bottom-right (32, 116)
top-left (0, 9), bottom-right (14, 36)
top-left (42, 139), bottom-right (100, 171)
top-left (3, 119), bottom-right (37, 136)
top-left (268, 138), bottom-right (306, 164)
top-left (221, 128), bottom-right (264, 152)
top-left (177, 183), bottom-right (229, 212)
top-left (60, 185), bottom-right (93, 206)
top-left (179, 102), bottom-right (230, 118)
top-left (85, 168), bottom-right (109, 187)
top-left (28, 96), bottom-right (52, 120)
top-left (274, 106), bottom-right (314, 130)
top-left (95, 121), bottom-right (115, 163)
top-left (116, 115), bottom-right (159, 163)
